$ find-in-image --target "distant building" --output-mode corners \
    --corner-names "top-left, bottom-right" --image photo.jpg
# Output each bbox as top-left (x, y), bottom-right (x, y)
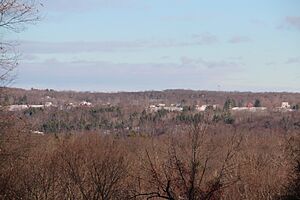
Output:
top-left (276, 102), bottom-right (293, 112)
top-left (31, 130), bottom-right (45, 135)
top-left (231, 107), bottom-right (267, 112)
top-left (281, 102), bottom-right (291, 109)
top-left (8, 105), bottom-right (29, 111)
top-left (164, 106), bottom-right (183, 112)
top-left (231, 107), bottom-right (248, 111)
top-left (196, 105), bottom-right (208, 112)
top-left (29, 105), bottom-right (44, 109)
top-left (148, 103), bottom-right (183, 112)
top-left (149, 105), bottom-right (160, 112)
top-left (251, 107), bottom-right (267, 111)
top-left (45, 102), bottom-right (53, 107)
top-left (196, 104), bottom-right (218, 112)
top-left (80, 101), bottom-right (92, 107)
top-left (7, 104), bottom-right (49, 111)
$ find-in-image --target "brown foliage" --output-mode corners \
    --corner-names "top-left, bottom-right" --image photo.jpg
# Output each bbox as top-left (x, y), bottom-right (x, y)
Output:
top-left (0, 110), bottom-right (299, 199)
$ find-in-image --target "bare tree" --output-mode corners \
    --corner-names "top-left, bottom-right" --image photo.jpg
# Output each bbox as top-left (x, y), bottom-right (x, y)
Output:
top-left (132, 121), bottom-right (242, 200)
top-left (58, 134), bottom-right (131, 200)
top-left (0, 0), bottom-right (41, 86)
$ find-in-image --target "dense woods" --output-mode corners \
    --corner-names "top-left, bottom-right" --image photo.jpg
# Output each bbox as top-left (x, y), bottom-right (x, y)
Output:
top-left (1, 88), bottom-right (300, 199)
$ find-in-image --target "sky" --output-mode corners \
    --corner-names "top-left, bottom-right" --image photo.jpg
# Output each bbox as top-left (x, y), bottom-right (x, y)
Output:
top-left (6, 0), bottom-right (300, 92)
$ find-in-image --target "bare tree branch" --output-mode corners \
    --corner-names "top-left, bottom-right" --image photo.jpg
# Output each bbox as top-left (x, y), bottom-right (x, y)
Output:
top-left (0, 0), bottom-right (41, 87)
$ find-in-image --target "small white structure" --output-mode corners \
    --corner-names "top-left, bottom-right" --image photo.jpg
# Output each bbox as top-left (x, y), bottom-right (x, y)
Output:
top-left (45, 102), bottom-right (53, 107)
top-left (231, 107), bottom-right (249, 111)
top-left (29, 105), bottom-right (44, 109)
top-left (196, 104), bottom-right (218, 112)
top-left (149, 105), bottom-right (160, 112)
top-left (31, 130), bottom-right (45, 135)
top-left (231, 107), bottom-right (267, 112)
top-left (8, 105), bottom-right (29, 111)
top-left (196, 105), bottom-right (208, 112)
top-left (281, 102), bottom-right (291, 109)
top-left (275, 102), bottom-right (293, 112)
top-left (252, 107), bottom-right (267, 111)
top-left (80, 101), bottom-right (92, 106)
top-left (164, 106), bottom-right (183, 112)
top-left (149, 103), bottom-right (183, 112)
top-left (7, 104), bottom-right (49, 111)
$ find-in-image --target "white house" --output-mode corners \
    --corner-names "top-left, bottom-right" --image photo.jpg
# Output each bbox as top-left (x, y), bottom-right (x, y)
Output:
top-left (164, 106), bottom-right (183, 112)
top-left (231, 107), bottom-right (249, 111)
top-left (31, 130), bottom-right (45, 135)
top-left (158, 103), bottom-right (166, 107)
top-left (196, 104), bottom-right (218, 112)
top-left (281, 102), bottom-right (291, 109)
top-left (29, 105), bottom-right (44, 109)
top-left (149, 105), bottom-right (161, 112)
top-left (149, 103), bottom-right (183, 112)
top-left (45, 102), bottom-right (54, 107)
top-left (80, 101), bottom-right (92, 106)
top-left (231, 107), bottom-right (267, 112)
top-left (8, 105), bottom-right (29, 111)
top-left (196, 105), bottom-right (208, 112)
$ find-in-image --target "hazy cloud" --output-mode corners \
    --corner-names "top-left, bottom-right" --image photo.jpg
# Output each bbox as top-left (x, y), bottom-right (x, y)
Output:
top-left (278, 16), bottom-right (300, 30)
top-left (265, 61), bottom-right (277, 66)
top-left (161, 14), bottom-right (206, 22)
top-left (191, 33), bottom-right (219, 45)
top-left (228, 36), bottom-right (252, 44)
top-left (17, 35), bottom-right (219, 54)
top-left (21, 54), bottom-right (39, 61)
top-left (43, 0), bottom-right (138, 12)
top-left (180, 56), bottom-right (243, 69)
top-left (16, 56), bottom-right (245, 91)
top-left (18, 40), bottom-right (147, 54)
top-left (250, 19), bottom-right (267, 27)
top-left (285, 56), bottom-right (300, 64)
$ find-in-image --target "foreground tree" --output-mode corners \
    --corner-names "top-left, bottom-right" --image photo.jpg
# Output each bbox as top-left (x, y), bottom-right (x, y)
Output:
top-left (132, 121), bottom-right (242, 200)
top-left (279, 134), bottom-right (300, 200)
top-left (0, 0), bottom-right (41, 86)
top-left (0, 1), bottom-right (42, 198)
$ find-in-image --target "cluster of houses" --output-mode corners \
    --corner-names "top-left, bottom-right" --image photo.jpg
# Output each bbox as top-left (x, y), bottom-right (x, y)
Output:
top-left (149, 104), bottom-right (183, 112)
top-left (2, 95), bottom-right (296, 114)
top-left (231, 102), bottom-right (294, 112)
top-left (275, 102), bottom-right (294, 112)
top-left (3, 100), bottom-right (93, 112)
top-left (66, 101), bottom-right (93, 109)
top-left (148, 102), bottom-right (296, 113)
top-left (231, 102), bottom-right (267, 112)
top-left (6, 102), bottom-right (54, 112)
top-left (148, 103), bottom-right (219, 112)
top-left (195, 104), bottom-right (218, 111)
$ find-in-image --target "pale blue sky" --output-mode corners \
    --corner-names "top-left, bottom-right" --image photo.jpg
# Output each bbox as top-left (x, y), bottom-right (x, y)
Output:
top-left (7, 0), bottom-right (300, 92)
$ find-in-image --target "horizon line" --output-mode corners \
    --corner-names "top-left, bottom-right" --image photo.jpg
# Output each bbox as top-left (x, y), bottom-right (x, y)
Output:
top-left (3, 86), bottom-right (300, 94)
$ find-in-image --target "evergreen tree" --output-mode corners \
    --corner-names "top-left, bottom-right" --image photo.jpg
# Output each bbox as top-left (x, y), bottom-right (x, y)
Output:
top-left (254, 99), bottom-right (261, 107)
